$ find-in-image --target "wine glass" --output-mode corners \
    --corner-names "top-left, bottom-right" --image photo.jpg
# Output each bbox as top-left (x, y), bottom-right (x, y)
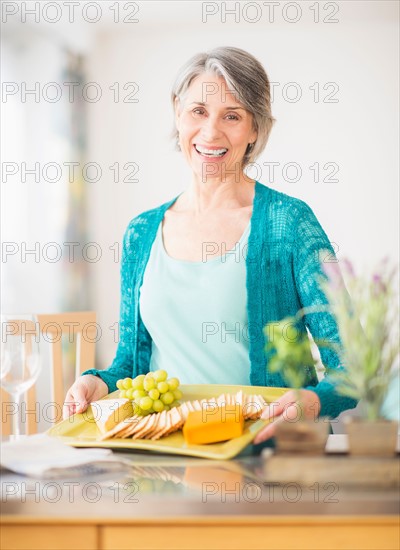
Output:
top-left (1, 314), bottom-right (41, 440)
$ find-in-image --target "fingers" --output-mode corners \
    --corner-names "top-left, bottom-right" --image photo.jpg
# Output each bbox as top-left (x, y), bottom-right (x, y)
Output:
top-left (92, 377), bottom-right (109, 401)
top-left (62, 391), bottom-right (74, 420)
top-left (261, 402), bottom-right (283, 421)
top-left (254, 406), bottom-right (297, 444)
top-left (279, 401), bottom-right (303, 422)
top-left (62, 376), bottom-right (109, 420)
top-left (254, 401), bottom-right (302, 445)
top-left (62, 398), bottom-right (88, 420)
top-left (261, 391), bottom-right (297, 421)
top-left (62, 385), bottom-right (88, 420)
top-left (253, 399), bottom-right (318, 444)
top-left (253, 390), bottom-right (322, 445)
top-left (253, 418), bottom-right (279, 444)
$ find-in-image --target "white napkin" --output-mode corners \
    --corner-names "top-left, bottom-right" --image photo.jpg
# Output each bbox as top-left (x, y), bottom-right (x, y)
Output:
top-left (1, 433), bottom-right (132, 479)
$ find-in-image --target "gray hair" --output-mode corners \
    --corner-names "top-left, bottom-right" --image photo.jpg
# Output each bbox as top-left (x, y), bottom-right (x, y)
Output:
top-left (170, 46), bottom-right (276, 167)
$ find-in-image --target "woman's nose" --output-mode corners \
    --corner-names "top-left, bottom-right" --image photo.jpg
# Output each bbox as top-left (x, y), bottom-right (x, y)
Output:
top-left (200, 115), bottom-right (222, 141)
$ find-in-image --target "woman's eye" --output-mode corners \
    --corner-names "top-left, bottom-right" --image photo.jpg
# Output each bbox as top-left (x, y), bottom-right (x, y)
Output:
top-left (226, 114), bottom-right (240, 121)
top-left (191, 110), bottom-right (240, 120)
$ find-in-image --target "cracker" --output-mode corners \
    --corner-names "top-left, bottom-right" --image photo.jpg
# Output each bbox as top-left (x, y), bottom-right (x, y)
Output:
top-left (192, 400), bottom-right (202, 411)
top-left (244, 394), bottom-right (258, 419)
top-left (235, 390), bottom-right (244, 408)
top-left (123, 415), bottom-right (149, 438)
top-left (150, 410), bottom-right (167, 440)
top-left (163, 407), bottom-right (183, 436)
top-left (246, 394), bottom-right (264, 419)
top-left (216, 393), bottom-right (226, 407)
top-left (132, 413), bottom-right (157, 439)
top-left (99, 414), bottom-right (140, 441)
top-left (154, 409), bottom-right (172, 439)
top-left (143, 412), bottom-right (165, 438)
top-left (145, 411), bottom-right (162, 439)
top-left (253, 394), bottom-right (267, 419)
top-left (179, 402), bottom-right (191, 421)
top-left (248, 394), bottom-right (259, 419)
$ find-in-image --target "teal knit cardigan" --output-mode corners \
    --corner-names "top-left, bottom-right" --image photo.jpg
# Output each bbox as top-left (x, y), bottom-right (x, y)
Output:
top-left (83, 181), bottom-right (357, 419)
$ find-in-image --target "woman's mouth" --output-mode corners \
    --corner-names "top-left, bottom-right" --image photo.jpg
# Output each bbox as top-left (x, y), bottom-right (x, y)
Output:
top-left (193, 144), bottom-right (228, 159)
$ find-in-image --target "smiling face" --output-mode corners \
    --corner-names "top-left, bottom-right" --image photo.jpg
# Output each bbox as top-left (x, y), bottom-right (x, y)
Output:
top-left (174, 72), bottom-right (257, 180)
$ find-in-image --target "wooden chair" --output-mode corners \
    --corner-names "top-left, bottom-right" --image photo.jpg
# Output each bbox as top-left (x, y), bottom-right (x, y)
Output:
top-left (1, 311), bottom-right (97, 435)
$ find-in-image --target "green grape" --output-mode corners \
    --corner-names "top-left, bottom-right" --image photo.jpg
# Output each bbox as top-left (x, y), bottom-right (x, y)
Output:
top-left (141, 408), bottom-right (151, 416)
top-left (167, 377), bottom-right (180, 391)
top-left (153, 399), bottom-right (164, 412)
top-left (122, 377), bottom-right (132, 390)
top-left (148, 388), bottom-right (160, 400)
top-left (132, 374), bottom-right (146, 390)
top-left (140, 396), bottom-right (153, 411)
top-left (153, 478), bottom-right (166, 492)
top-left (157, 381), bottom-right (169, 394)
top-left (143, 377), bottom-right (156, 391)
top-left (153, 369), bottom-right (168, 383)
top-left (126, 388), bottom-right (135, 400)
top-left (160, 391), bottom-right (174, 405)
top-left (139, 478), bottom-right (154, 493)
top-left (116, 379), bottom-right (124, 390)
top-left (119, 390), bottom-right (127, 398)
top-left (164, 480), bottom-right (177, 493)
top-left (133, 389), bottom-right (147, 400)
top-left (131, 401), bottom-right (141, 415)
top-left (163, 404), bottom-right (170, 412)
top-left (172, 389), bottom-right (182, 400)
top-left (171, 400), bottom-right (181, 408)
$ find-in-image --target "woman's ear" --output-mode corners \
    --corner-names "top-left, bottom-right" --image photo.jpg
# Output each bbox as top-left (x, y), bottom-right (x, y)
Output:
top-left (174, 97), bottom-right (181, 128)
top-left (250, 121), bottom-right (258, 145)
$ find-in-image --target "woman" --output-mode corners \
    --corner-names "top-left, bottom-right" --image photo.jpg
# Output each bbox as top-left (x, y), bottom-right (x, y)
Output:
top-left (63, 47), bottom-right (357, 444)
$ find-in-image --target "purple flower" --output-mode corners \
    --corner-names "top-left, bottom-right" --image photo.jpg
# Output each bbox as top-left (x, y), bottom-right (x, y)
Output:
top-left (322, 260), bottom-right (342, 289)
top-left (342, 258), bottom-right (355, 278)
top-left (372, 273), bottom-right (386, 295)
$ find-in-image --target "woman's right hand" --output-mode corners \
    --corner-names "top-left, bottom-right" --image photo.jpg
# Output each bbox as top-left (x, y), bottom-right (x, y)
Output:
top-left (63, 374), bottom-right (109, 419)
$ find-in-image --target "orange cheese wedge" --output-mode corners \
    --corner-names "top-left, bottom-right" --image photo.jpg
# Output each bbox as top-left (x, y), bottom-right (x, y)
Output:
top-left (182, 403), bottom-right (244, 445)
top-left (184, 466), bottom-right (243, 489)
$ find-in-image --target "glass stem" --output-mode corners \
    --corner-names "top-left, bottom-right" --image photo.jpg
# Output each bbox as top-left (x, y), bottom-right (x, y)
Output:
top-left (12, 392), bottom-right (22, 439)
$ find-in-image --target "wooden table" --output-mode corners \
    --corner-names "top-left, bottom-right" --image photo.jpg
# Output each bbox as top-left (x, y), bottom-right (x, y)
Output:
top-left (1, 436), bottom-right (399, 550)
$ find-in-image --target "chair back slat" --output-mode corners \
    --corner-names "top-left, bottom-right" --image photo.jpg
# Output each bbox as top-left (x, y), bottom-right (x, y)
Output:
top-left (26, 385), bottom-right (38, 434)
top-left (76, 331), bottom-right (96, 378)
top-left (50, 337), bottom-right (64, 424)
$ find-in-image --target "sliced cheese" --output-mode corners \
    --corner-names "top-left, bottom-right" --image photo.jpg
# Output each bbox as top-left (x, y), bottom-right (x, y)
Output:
top-left (92, 398), bottom-right (134, 434)
top-left (183, 403), bottom-right (244, 445)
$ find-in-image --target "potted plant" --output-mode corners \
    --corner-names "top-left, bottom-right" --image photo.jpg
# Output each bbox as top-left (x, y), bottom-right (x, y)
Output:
top-left (320, 258), bottom-right (399, 456)
top-left (264, 317), bottom-right (330, 454)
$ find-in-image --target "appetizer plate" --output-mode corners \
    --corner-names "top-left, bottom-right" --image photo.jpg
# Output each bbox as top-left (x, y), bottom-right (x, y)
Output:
top-left (47, 384), bottom-right (287, 460)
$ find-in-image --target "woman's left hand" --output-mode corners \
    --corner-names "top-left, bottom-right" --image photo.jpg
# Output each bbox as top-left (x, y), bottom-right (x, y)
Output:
top-left (253, 389), bottom-right (321, 445)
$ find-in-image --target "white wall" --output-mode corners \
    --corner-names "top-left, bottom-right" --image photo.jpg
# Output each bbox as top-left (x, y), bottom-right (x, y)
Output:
top-left (84, 1), bottom-right (399, 370)
top-left (1, 29), bottom-right (70, 314)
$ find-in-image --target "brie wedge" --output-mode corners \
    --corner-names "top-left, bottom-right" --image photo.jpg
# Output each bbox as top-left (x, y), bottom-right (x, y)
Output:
top-left (91, 398), bottom-right (133, 434)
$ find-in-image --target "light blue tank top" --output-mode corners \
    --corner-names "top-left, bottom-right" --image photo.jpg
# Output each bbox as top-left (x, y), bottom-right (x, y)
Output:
top-left (139, 219), bottom-right (251, 384)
